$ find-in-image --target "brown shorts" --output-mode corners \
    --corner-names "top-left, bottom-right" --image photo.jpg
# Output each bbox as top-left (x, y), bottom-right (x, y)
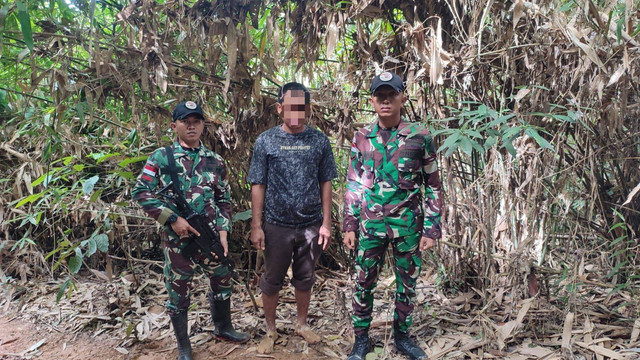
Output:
top-left (259, 221), bottom-right (323, 296)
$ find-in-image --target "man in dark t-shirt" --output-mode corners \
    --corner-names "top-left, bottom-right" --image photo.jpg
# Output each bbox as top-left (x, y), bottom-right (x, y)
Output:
top-left (248, 82), bottom-right (337, 354)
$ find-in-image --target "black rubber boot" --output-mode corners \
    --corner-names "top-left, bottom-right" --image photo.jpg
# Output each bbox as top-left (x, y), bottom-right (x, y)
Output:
top-left (170, 311), bottom-right (193, 360)
top-left (394, 332), bottom-right (426, 360)
top-left (347, 333), bottom-right (371, 360)
top-left (209, 294), bottom-right (250, 343)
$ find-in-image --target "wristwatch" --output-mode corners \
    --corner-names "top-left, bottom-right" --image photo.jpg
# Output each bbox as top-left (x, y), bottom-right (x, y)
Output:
top-left (167, 213), bottom-right (178, 224)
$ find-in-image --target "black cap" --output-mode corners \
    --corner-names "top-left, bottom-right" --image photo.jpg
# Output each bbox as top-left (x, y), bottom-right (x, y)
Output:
top-left (172, 101), bottom-right (204, 121)
top-left (369, 71), bottom-right (405, 94)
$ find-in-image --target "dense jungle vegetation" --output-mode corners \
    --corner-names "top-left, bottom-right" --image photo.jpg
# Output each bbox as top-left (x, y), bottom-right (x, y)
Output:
top-left (0, 0), bottom-right (639, 358)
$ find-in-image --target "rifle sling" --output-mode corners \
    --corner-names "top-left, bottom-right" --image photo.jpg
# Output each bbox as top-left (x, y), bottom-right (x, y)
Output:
top-left (164, 146), bottom-right (222, 260)
top-left (164, 146), bottom-right (182, 197)
top-left (165, 146), bottom-right (197, 257)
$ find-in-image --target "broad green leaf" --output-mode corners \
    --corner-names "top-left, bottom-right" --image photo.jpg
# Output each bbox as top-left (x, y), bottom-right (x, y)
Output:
top-left (16, 1), bottom-right (33, 51)
top-left (232, 209), bottom-right (253, 222)
top-left (438, 132), bottom-right (461, 153)
top-left (76, 101), bottom-right (89, 120)
top-left (87, 238), bottom-right (97, 256)
top-left (97, 152), bottom-right (121, 164)
top-left (126, 322), bottom-right (136, 337)
top-left (28, 212), bottom-right (42, 225)
top-left (0, 3), bottom-right (11, 28)
top-left (113, 170), bottom-right (135, 180)
top-left (466, 129), bottom-right (483, 139)
top-left (559, 0), bottom-right (576, 11)
top-left (125, 128), bottom-right (138, 145)
top-left (118, 155), bottom-right (148, 168)
top-left (484, 136), bottom-right (497, 149)
top-left (550, 114), bottom-right (574, 123)
top-left (45, 246), bottom-right (66, 261)
top-left (525, 128), bottom-right (553, 150)
top-left (82, 175), bottom-right (99, 195)
top-left (487, 108), bottom-right (500, 120)
top-left (444, 144), bottom-right (458, 157)
top-left (62, 156), bottom-right (74, 165)
top-left (503, 140), bottom-right (517, 157)
top-left (429, 128), bottom-right (454, 137)
top-left (68, 255), bottom-right (82, 274)
top-left (14, 192), bottom-right (44, 208)
top-left (94, 234), bottom-right (109, 252)
top-left (460, 137), bottom-right (473, 155)
top-left (90, 188), bottom-right (104, 202)
top-left (503, 126), bottom-right (522, 140)
top-left (487, 113), bottom-right (515, 128)
top-left (471, 139), bottom-right (485, 154)
top-left (365, 352), bottom-right (378, 360)
top-left (0, 90), bottom-right (6, 112)
top-left (88, 152), bottom-right (106, 161)
top-left (56, 277), bottom-right (72, 303)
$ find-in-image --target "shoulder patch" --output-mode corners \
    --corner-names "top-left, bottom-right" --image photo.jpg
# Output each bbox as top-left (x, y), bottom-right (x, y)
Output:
top-left (142, 161), bottom-right (158, 182)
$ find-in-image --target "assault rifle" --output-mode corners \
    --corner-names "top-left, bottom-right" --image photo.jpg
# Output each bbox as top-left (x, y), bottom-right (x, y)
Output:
top-left (156, 181), bottom-right (231, 267)
top-left (156, 182), bottom-right (259, 311)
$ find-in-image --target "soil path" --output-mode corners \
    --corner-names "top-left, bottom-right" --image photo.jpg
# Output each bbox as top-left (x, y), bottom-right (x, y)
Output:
top-left (3, 269), bottom-right (635, 359)
top-left (0, 315), bottom-right (327, 360)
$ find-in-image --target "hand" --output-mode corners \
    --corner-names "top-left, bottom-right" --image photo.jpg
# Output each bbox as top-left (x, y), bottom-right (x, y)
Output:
top-left (420, 236), bottom-right (436, 251)
top-left (170, 217), bottom-right (200, 239)
top-left (250, 226), bottom-right (265, 250)
top-left (318, 224), bottom-right (331, 251)
top-left (213, 230), bottom-right (229, 259)
top-left (343, 231), bottom-right (357, 250)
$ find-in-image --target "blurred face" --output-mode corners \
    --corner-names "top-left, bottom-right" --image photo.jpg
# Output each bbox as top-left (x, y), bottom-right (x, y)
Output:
top-left (171, 114), bottom-right (204, 148)
top-left (278, 90), bottom-right (308, 133)
top-left (370, 86), bottom-right (406, 120)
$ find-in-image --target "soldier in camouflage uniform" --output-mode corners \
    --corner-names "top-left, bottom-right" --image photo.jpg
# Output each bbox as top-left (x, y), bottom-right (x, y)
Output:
top-left (132, 101), bottom-right (248, 360)
top-left (342, 72), bottom-right (443, 360)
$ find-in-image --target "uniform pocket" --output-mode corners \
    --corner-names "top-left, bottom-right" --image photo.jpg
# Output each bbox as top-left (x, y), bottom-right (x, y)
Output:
top-left (361, 169), bottom-right (375, 189)
top-left (200, 163), bottom-right (220, 201)
top-left (397, 150), bottom-right (422, 189)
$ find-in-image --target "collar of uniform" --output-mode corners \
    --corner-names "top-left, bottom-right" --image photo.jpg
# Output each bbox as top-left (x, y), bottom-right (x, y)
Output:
top-left (396, 117), bottom-right (413, 137)
top-left (366, 122), bottom-right (378, 138)
top-left (172, 141), bottom-right (214, 158)
top-left (366, 117), bottom-right (408, 138)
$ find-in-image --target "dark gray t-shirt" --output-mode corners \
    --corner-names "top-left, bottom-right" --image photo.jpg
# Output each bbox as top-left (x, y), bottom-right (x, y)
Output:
top-left (248, 125), bottom-right (338, 228)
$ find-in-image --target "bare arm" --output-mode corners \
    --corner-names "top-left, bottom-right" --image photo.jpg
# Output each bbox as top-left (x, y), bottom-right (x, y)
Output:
top-left (318, 180), bottom-right (332, 250)
top-left (320, 181), bottom-right (332, 228)
top-left (250, 184), bottom-right (266, 250)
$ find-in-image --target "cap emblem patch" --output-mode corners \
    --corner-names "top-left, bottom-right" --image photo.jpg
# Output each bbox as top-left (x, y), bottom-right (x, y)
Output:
top-left (379, 72), bottom-right (393, 81)
top-left (185, 101), bottom-right (197, 109)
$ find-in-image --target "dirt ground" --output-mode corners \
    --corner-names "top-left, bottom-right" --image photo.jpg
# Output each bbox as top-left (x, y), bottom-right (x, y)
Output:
top-left (0, 315), bottom-right (325, 360)
top-left (0, 268), bottom-right (375, 360)
top-left (1, 266), bottom-right (638, 359)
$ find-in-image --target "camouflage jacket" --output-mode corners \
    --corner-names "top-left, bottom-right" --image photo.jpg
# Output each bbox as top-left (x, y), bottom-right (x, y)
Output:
top-left (342, 118), bottom-right (443, 239)
top-left (132, 141), bottom-right (232, 240)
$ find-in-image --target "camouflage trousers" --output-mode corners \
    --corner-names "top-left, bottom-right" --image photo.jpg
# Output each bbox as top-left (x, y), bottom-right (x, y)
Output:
top-left (163, 241), bottom-right (232, 315)
top-left (352, 232), bottom-right (422, 335)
